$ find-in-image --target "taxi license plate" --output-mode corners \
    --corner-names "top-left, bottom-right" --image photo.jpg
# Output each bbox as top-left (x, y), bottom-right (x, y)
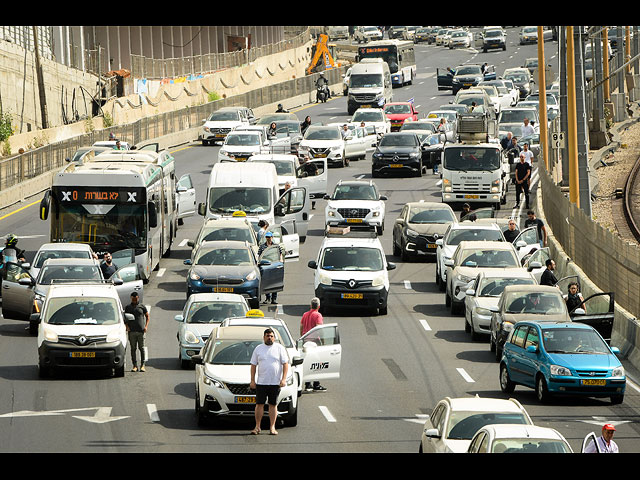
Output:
top-left (346, 218), bottom-right (363, 223)
top-left (341, 293), bottom-right (364, 299)
top-left (214, 287), bottom-right (234, 293)
top-left (70, 352), bottom-right (95, 358)
top-left (235, 396), bottom-right (256, 404)
top-left (465, 194), bottom-right (479, 199)
top-left (581, 379), bottom-right (606, 386)
top-left (389, 164), bottom-right (403, 168)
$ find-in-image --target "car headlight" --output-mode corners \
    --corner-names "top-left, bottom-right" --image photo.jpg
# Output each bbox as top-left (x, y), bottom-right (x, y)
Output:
top-left (246, 271), bottom-right (257, 281)
top-left (373, 152), bottom-right (383, 159)
top-left (372, 211), bottom-right (380, 217)
top-left (299, 146), bottom-right (309, 152)
top-left (409, 152), bottom-right (420, 158)
top-left (612, 366), bottom-right (625, 378)
top-left (106, 329), bottom-right (121, 343)
top-left (331, 145), bottom-right (343, 151)
top-left (491, 179), bottom-right (500, 193)
top-left (550, 364), bottom-right (572, 376)
top-left (443, 178), bottom-right (452, 193)
top-left (219, 149), bottom-right (227, 156)
top-left (204, 127), bottom-right (211, 132)
top-left (203, 374), bottom-right (225, 389)
top-left (319, 274), bottom-right (332, 286)
top-left (475, 307), bottom-right (492, 316)
top-left (405, 228), bottom-right (419, 238)
top-left (189, 271), bottom-right (201, 281)
top-left (44, 328), bottom-right (58, 343)
top-left (327, 209), bottom-right (336, 217)
top-left (184, 330), bottom-right (200, 344)
top-left (372, 275), bottom-right (385, 287)
top-left (456, 273), bottom-right (473, 283)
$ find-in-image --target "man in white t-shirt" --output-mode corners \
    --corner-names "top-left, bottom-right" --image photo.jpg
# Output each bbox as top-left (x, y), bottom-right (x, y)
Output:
top-left (521, 118), bottom-right (535, 137)
top-left (521, 143), bottom-right (534, 166)
top-left (250, 328), bottom-right (289, 435)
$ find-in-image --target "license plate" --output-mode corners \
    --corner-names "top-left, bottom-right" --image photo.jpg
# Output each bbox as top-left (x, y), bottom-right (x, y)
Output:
top-left (235, 157), bottom-right (247, 162)
top-left (389, 164), bottom-right (403, 168)
top-left (464, 83), bottom-right (472, 86)
top-left (314, 153), bottom-right (327, 158)
top-left (428, 243), bottom-right (437, 249)
top-left (235, 396), bottom-right (256, 404)
top-left (581, 379), bottom-right (606, 386)
top-left (360, 105), bottom-right (371, 108)
top-left (346, 218), bottom-right (363, 223)
top-left (465, 194), bottom-right (479, 199)
top-left (70, 352), bottom-right (95, 358)
top-left (215, 134), bottom-right (225, 138)
top-left (214, 287), bottom-right (234, 293)
top-left (341, 293), bottom-right (364, 299)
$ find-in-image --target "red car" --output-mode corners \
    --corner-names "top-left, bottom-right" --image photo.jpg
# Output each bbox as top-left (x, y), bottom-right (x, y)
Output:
top-left (384, 102), bottom-right (419, 131)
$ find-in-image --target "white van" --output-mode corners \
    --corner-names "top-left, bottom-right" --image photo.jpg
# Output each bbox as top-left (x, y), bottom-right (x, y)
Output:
top-left (198, 162), bottom-right (311, 241)
top-left (347, 59), bottom-right (393, 115)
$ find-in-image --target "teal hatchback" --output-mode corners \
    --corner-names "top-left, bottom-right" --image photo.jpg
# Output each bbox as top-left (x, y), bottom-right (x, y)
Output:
top-left (500, 321), bottom-right (626, 404)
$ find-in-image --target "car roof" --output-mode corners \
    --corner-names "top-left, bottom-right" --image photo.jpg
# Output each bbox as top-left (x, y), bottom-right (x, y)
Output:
top-left (213, 325), bottom-right (282, 341)
top-left (186, 293), bottom-right (248, 303)
top-left (457, 240), bottom-right (515, 250)
top-left (477, 270), bottom-right (535, 279)
top-left (48, 283), bottom-right (119, 299)
top-left (481, 424), bottom-right (566, 440)
top-left (202, 218), bottom-right (252, 227)
top-left (36, 243), bottom-right (93, 251)
top-left (42, 258), bottom-right (100, 266)
top-left (405, 201), bottom-right (453, 209)
top-left (450, 222), bottom-right (501, 231)
top-left (197, 240), bottom-right (251, 249)
top-left (444, 396), bottom-right (528, 414)
top-left (502, 284), bottom-right (562, 293)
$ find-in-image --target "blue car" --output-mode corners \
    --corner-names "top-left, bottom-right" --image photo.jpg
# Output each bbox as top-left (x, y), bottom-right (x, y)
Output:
top-left (500, 321), bottom-right (626, 404)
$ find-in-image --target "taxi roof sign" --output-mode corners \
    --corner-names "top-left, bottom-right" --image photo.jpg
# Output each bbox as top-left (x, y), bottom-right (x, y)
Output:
top-left (246, 309), bottom-right (265, 317)
top-left (232, 211), bottom-right (247, 217)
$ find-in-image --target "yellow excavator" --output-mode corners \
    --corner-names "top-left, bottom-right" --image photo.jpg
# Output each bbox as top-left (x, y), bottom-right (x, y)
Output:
top-left (306, 33), bottom-right (338, 75)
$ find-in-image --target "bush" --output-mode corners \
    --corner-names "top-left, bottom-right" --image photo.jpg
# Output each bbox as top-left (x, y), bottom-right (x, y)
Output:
top-left (208, 91), bottom-right (221, 102)
top-left (0, 111), bottom-right (14, 143)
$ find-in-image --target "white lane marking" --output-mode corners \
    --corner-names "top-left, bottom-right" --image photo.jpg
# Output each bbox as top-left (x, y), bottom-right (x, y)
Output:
top-left (319, 406), bottom-right (336, 423)
top-left (419, 319), bottom-right (432, 331)
top-left (147, 404), bottom-right (160, 422)
top-left (404, 280), bottom-right (412, 289)
top-left (179, 239), bottom-right (189, 247)
top-left (457, 368), bottom-right (475, 383)
top-left (157, 268), bottom-right (166, 278)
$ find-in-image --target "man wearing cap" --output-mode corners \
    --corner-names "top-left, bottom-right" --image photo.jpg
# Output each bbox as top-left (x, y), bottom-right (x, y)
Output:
top-left (124, 292), bottom-right (150, 372)
top-left (584, 424), bottom-right (619, 453)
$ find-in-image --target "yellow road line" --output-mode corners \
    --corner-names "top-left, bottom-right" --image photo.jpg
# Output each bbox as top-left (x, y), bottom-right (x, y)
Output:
top-left (0, 199), bottom-right (41, 222)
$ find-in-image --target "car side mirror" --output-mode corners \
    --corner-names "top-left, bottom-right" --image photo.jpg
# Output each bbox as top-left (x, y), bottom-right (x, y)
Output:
top-left (124, 313), bottom-right (135, 322)
top-left (444, 259), bottom-right (454, 267)
top-left (380, 195), bottom-right (388, 201)
top-left (387, 262), bottom-right (396, 271)
top-left (465, 289), bottom-right (475, 296)
top-left (425, 428), bottom-right (441, 439)
top-left (308, 260), bottom-right (318, 269)
top-left (30, 313), bottom-right (41, 323)
top-left (527, 261), bottom-right (542, 272)
top-left (323, 195), bottom-right (331, 200)
top-left (435, 239), bottom-right (443, 246)
top-left (174, 315), bottom-right (184, 322)
top-left (292, 356), bottom-right (304, 366)
top-left (259, 260), bottom-right (272, 266)
top-left (184, 259), bottom-right (192, 265)
top-left (573, 308), bottom-right (586, 316)
top-left (192, 354), bottom-right (203, 365)
top-left (526, 345), bottom-right (538, 353)
top-left (515, 240), bottom-right (527, 249)
top-left (18, 277), bottom-right (34, 286)
top-left (187, 241), bottom-right (195, 248)
top-left (490, 307), bottom-right (499, 313)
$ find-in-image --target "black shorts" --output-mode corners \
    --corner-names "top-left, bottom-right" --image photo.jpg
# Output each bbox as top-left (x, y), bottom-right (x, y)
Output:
top-left (255, 384), bottom-right (281, 406)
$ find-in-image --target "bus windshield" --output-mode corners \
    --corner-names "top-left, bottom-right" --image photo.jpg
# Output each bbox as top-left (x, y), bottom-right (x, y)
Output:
top-left (443, 147), bottom-right (501, 171)
top-left (358, 45), bottom-right (400, 73)
top-left (209, 187), bottom-right (271, 214)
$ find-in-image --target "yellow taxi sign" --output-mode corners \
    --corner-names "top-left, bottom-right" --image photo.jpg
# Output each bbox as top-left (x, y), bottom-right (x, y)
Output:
top-left (427, 113), bottom-right (438, 118)
top-left (232, 211), bottom-right (247, 217)
top-left (246, 309), bottom-right (265, 317)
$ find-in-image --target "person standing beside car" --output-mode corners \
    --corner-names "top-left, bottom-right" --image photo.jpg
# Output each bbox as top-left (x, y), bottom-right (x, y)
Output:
top-left (300, 297), bottom-right (326, 392)
top-left (584, 424), bottom-right (619, 453)
top-left (125, 292), bottom-right (150, 372)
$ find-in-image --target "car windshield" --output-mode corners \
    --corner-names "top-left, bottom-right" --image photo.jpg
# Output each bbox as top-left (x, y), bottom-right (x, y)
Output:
top-left (186, 302), bottom-right (248, 324)
top-left (443, 147), bottom-right (502, 171)
top-left (275, 122), bottom-right (301, 134)
top-left (201, 227), bottom-right (255, 244)
top-left (34, 250), bottom-right (92, 268)
top-left (208, 187), bottom-right (271, 214)
top-left (478, 278), bottom-right (536, 297)
top-left (385, 104), bottom-right (412, 114)
top-left (409, 208), bottom-right (455, 224)
top-left (456, 66), bottom-right (482, 75)
top-left (459, 249), bottom-right (519, 268)
top-left (379, 134), bottom-right (419, 147)
top-left (447, 412), bottom-right (529, 440)
top-left (523, 27), bottom-right (537, 33)
top-left (208, 111), bottom-right (240, 122)
top-left (320, 247), bottom-right (384, 271)
top-left (195, 247), bottom-right (253, 266)
top-left (486, 30), bottom-right (502, 37)
top-left (505, 74), bottom-right (528, 83)
top-left (447, 229), bottom-right (503, 245)
top-left (38, 265), bottom-right (102, 284)
top-left (504, 292), bottom-right (567, 315)
top-left (542, 327), bottom-right (611, 354)
top-left (353, 110), bottom-right (385, 122)
top-left (332, 184), bottom-right (378, 200)
top-left (253, 160), bottom-right (294, 176)
top-left (44, 297), bottom-right (119, 325)
top-left (350, 74), bottom-right (383, 88)
top-left (401, 122), bottom-right (435, 132)
top-left (304, 128), bottom-right (341, 141)
top-left (207, 339), bottom-right (265, 365)
top-left (491, 438), bottom-right (571, 453)
top-left (499, 110), bottom-right (534, 123)
top-left (452, 32), bottom-right (466, 38)
top-left (225, 134), bottom-right (260, 146)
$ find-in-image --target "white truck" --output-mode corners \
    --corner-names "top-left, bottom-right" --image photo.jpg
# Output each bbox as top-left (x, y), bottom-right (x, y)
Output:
top-left (440, 112), bottom-right (508, 210)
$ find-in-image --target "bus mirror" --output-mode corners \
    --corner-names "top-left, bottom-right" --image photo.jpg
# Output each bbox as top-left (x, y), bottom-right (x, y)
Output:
top-left (198, 203), bottom-right (206, 216)
top-left (148, 202), bottom-right (158, 228)
top-left (39, 191), bottom-right (50, 220)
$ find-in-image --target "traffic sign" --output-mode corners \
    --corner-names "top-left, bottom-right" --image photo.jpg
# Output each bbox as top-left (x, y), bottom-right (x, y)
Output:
top-left (552, 132), bottom-right (565, 149)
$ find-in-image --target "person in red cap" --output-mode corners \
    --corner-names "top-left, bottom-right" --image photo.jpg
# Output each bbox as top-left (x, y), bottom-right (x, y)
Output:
top-left (584, 424), bottom-right (619, 453)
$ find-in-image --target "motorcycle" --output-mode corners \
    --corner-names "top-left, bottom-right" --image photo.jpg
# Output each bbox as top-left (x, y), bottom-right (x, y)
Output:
top-left (316, 84), bottom-right (329, 103)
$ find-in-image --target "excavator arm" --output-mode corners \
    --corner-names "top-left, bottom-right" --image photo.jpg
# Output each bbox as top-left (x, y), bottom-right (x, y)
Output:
top-left (306, 34), bottom-right (337, 75)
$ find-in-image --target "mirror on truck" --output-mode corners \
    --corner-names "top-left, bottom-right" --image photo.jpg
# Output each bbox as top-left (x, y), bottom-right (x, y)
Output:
top-left (198, 203), bottom-right (206, 216)
top-left (39, 190), bottom-right (51, 221)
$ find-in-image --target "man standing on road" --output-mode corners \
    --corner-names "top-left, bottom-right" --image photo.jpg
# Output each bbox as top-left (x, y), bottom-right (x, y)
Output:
top-left (514, 154), bottom-right (531, 209)
top-left (100, 252), bottom-right (117, 279)
top-left (250, 328), bottom-right (289, 436)
top-left (540, 259), bottom-right (558, 287)
top-left (300, 297), bottom-right (326, 392)
top-left (125, 292), bottom-right (150, 372)
top-left (524, 210), bottom-right (547, 247)
top-left (584, 424), bottom-right (619, 453)
top-left (503, 219), bottom-right (520, 243)
top-left (521, 118), bottom-right (535, 138)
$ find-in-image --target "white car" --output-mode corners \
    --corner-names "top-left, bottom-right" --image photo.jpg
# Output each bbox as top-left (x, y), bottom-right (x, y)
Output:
top-left (476, 85), bottom-right (502, 115)
top-left (419, 396), bottom-right (534, 453)
top-left (463, 270), bottom-right (537, 340)
top-left (220, 312), bottom-right (342, 398)
top-left (435, 222), bottom-right (505, 292)
top-left (501, 79), bottom-right (520, 106)
top-left (175, 293), bottom-right (250, 368)
top-left (200, 107), bottom-right (250, 145)
top-left (467, 424), bottom-right (573, 453)
top-left (298, 125), bottom-right (347, 167)
top-left (355, 26), bottom-right (382, 43)
top-left (218, 131), bottom-right (267, 163)
top-left (248, 154), bottom-right (300, 193)
top-left (328, 123), bottom-right (374, 160)
top-left (36, 283), bottom-right (130, 378)
top-left (324, 180), bottom-right (387, 235)
top-left (445, 240), bottom-right (524, 315)
top-left (29, 242), bottom-right (96, 280)
top-left (350, 108), bottom-right (391, 137)
top-left (308, 229), bottom-right (396, 315)
top-left (193, 325), bottom-right (301, 427)
top-left (448, 29), bottom-right (472, 49)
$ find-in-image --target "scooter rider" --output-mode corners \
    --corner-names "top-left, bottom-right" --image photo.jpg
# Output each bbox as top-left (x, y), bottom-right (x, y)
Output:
top-left (0, 234), bottom-right (26, 292)
top-left (316, 72), bottom-right (330, 102)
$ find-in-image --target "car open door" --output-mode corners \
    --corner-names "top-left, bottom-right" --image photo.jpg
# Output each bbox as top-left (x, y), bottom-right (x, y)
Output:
top-left (110, 263), bottom-right (144, 306)
top-left (296, 159), bottom-right (328, 200)
top-left (264, 223), bottom-right (299, 259)
top-left (1, 261), bottom-right (35, 320)
top-left (136, 142), bottom-right (160, 153)
top-left (436, 68), bottom-right (453, 90)
top-left (110, 248), bottom-right (136, 269)
top-left (176, 173), bottom-right (197, 221)
top-left (275, 186), bottom-right (310, 241)
top-left (258, 245), bottom-right (285, 295)
top-left (570, 292), bottom-right (615, 344)
top-left (483, 64), bottom-right (497, 81)
top-left (523, 247), bottom-right (549, 281)
top-left (581, 432), bottom-right (601, 453)
top-left (513, 226), bottom-right (541, 260)
top-left (297, 323), bottom-right (342, 382)
top-left (474, 32), bottom-right (484, 48)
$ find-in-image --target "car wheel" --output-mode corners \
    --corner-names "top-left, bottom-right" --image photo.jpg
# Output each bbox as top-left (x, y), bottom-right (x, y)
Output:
top-left (536, 374), bottom-right (551, 403)
top-left (378, 306), bottom-right (388, 315)
top-left (114, 364), bottom-right (125, 378)
top-left (500, 364), bottom-right (516, 393)
top-left (611, 394), bottom-right (624, 405)
top-left (464, 315), bottom-right (471, 333)
top-left (393, 235), bottom-right (401, 256)
top-left (490, 332), bottom-right (496, 352)
top-left (38, 363), bottom-right (51, 379)
top-left (283, 403), bottom-right (298, 427)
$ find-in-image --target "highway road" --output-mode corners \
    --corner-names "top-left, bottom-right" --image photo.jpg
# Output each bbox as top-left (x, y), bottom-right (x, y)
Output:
top-left (1, 28), bottom-right (639, 454)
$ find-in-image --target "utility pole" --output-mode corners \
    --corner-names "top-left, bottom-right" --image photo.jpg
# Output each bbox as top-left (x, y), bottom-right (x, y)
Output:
top-left (32, 26), bottom-right (49, 129)
top-left (559, 26), bottom-right (570, 186)
top-left (566, 26), bottom-right (580, 208)
top-left (537, 26), bottom-right (549, 171)
top-left (573, 26), bottom-right (592, 215)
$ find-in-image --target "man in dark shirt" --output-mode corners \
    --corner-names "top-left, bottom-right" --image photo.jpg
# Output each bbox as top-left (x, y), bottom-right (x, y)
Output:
top-left (524, 210), bottom-right (547, 247)
top-left (540, 259), bottom-right (558, 286)
top-left (100, 252), bottom-right (117, 279)
top-left (514, 153), bottom-right (531, 209)
top-left (503, 219), bottom-right (520, 243)
top-left (124, 292), bottom-right (150, 372)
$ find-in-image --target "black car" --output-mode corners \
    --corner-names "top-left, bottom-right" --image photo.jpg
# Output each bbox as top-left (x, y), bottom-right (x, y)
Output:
top-left (371, 132), bottom-right (423, 177)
